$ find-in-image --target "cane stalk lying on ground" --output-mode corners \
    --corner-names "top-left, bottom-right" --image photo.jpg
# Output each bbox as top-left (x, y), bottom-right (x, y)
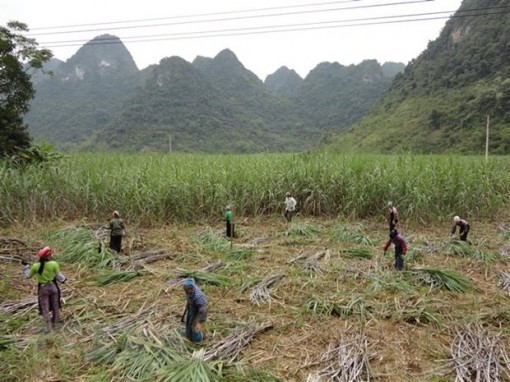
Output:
top-left (203, 322), bottom-right (273, 362)
top-left (0, 289), bottom-right (71, 316)
top-left (289, 249), bottom-right (330, 275)
top-left (305, 329), bottom-right (376, 382)
top-left (249, 274), bottom-right (285, 305)
top-left (101, 308), bottom-right (154, 334)
top-left (448, 323), bottom-right (510, 381)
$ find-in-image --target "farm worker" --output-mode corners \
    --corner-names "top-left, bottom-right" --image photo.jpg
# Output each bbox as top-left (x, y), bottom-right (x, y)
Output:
top-left (22, 247), bottom-right (66, 333)
top-left (387, 201), bottom-right (399, 231)
top-left (383, 230), bottom-right (408, 271)
top-left (109, 210), bottom-right (125, 253)
top-left (451, 216), bottom-right (470, 242)
top-left (225, 205), bottom-right (233, 239)
top-left (284, 191), bottom-right (297, 225)
top-left (182, 278), bottom-right (208, 343)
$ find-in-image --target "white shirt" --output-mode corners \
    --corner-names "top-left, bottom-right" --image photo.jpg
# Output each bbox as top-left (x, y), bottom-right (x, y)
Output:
top-left (285, 196), bottom-right (297, 211)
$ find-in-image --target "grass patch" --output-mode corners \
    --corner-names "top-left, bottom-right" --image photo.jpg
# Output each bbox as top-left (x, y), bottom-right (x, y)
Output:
top-left (332, 222), bottom-right (372, 245)
top-left (445, 241), bottom-right (499, 262)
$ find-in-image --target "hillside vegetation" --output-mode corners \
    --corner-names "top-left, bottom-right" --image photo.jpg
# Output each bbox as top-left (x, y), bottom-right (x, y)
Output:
top-left (26, 38), bottom-right (402, 153)
top-left (330, 0), bottom-right (510, 154)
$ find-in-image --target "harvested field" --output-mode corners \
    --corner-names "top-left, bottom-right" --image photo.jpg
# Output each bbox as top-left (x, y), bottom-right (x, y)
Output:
top-left (1, 217), bottom-right (510, 381)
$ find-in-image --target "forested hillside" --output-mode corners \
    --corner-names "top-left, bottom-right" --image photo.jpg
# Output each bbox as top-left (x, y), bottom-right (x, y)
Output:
top-left (26, 35), bottom-right (141, 147)
top-left (26, 38), bottom-right (401, 153)
top-left (330, 0), bottom-right (510, 154)
top-left (292, 60), bottom-right (403, 134)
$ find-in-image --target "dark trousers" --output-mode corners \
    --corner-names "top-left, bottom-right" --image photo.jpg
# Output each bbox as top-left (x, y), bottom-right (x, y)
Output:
top-left (185, 304), bottom-right (207, 342)
top-left (110, 235), bottom-right (122, 252)
top-left (38, 283), bottom-right (61, 331)
top-left (460, 225), bottom-right (470, 241)
top-left (395, 247), bottom-right (404, 270)
top-left (284, 210), bottom-right (294, 223)
top-left (226, 221), bottom-right (232, 238)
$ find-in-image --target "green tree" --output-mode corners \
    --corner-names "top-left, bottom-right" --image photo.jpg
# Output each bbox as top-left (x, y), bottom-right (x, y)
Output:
top-left (0, 21), bottom-right (52, 158)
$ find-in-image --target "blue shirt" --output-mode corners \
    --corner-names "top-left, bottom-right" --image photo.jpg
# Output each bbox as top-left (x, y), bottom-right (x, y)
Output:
top-left (187, 285), bottom-right (208, 308)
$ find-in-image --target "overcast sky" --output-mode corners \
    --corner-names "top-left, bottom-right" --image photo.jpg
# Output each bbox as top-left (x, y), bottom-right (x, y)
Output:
top-left (2, 0), bottom-right (463, 80)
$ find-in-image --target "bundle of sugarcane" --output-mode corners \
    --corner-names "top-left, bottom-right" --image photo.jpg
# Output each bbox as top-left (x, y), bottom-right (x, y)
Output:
top-left (302, 259), bottom-right (325, 276)
top-left (227, 248), bottom-right (254, 260)
top-left (498, 223), bottom-right (510, 239)
top-left (0, 236), bottom-right (36, 263)
top-left (91, 225), bottom-right (110, 240)
top-left (304, 295), bottom-right (372, 320)
top-left (286, 222), bottom-right (320, 237)
top-left (96, 270), bottom-right (147, 286)
top-left (128, 250), bottom-right (167, 262)
top-left (194, 228), bottom-right (230, 252)
top-left (249, 274), bottom-right (285, 305)
top-left (449, 323), bottom-right (510, 381)
top-left (499, 273), bottom-right (510, 292)
top-left (203, 322), bottom-right (273, 362)
top-left (52, 226), bottom-right (116, 269)
top-left (101, 308), bottom-right (153, 334)
top-left (0, 289), bottom-right (71, 316)
top-left (167, 262), bottom-right (227, 288)
top-left (0, 254), bottom-right (25, 263)
top-left (290, 249), bottom-right (329, 264)
top-left (0, 295), bottom-right (39, 316)
top-left (340, 248), bottom-right (373, 260)
top-left (308, 249), bottom-right (330, 274)
top-left (116, 250), bottom-right (171, 267)
top-left (306, 330), bottom-right (375, 381)
top-left (413, 267), bottom-right (474, 293)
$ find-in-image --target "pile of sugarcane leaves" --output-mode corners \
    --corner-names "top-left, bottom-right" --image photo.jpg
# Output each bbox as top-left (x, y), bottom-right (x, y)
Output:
top-left (0, 289), bottom-right (72, 317)
top-left (87, 320), bottom-right (273, 381)
top-left (411, 267), bottom-right (474, 293)
top-left (445, 240), bottom-right (499, 262)
top-left (447, 323), bottom-right (510, 381)
top-left (305, 329), bottom-right (376, 382)
top-left (50, 226), bottom-right (176, 286)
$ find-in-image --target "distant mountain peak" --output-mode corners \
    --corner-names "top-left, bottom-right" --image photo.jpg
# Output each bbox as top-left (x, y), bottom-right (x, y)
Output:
top-left (57, 34), bottom-right (138, 81)
top-left (213, 49), bottom-right (245, 70)
top-left (265, 66), bottom-right (303, 98)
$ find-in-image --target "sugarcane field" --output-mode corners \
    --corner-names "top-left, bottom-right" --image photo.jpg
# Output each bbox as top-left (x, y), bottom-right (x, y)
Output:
top-left (1, 153), bottom-right (510, 382)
